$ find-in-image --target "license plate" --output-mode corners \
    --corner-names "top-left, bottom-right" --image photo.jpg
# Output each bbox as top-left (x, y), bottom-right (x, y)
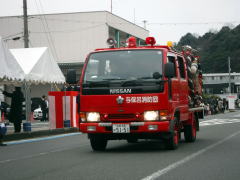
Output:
top-left (112, 124), bottom-right (130, 133)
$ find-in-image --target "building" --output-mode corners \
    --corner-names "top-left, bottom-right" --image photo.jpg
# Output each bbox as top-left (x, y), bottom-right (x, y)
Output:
top-left (203, 73), bottom-right (240, 96)
top-left (0, 11), bottom-right (148, 70)
top-left (0, 11), bottom-right (149, 101)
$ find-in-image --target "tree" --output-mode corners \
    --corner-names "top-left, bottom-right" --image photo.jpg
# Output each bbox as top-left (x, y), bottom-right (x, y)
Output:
top-left (177, 25), bottom-right (240, 73)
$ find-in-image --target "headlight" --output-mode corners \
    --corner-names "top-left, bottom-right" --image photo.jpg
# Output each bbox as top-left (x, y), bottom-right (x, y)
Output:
top-left (86, 112), bottom-right (100, 122)
top-left (144, 111), bottom-right (159, 121)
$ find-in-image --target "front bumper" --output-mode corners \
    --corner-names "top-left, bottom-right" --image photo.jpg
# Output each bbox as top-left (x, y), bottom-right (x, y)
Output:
top-left (80, 121), bottom-right (170, 134)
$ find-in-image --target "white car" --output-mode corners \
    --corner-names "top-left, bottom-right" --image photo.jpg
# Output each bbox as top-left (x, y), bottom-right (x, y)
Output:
top-left (33, 107), bottom-right (42, 120)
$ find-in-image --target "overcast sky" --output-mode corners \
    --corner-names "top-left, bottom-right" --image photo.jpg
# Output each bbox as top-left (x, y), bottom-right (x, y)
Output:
top-left (0, 0), bottom-right (240, 44)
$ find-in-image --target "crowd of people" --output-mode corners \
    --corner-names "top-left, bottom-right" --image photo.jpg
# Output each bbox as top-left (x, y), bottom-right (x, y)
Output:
top-left (202, 97), bottom-right (228, 116)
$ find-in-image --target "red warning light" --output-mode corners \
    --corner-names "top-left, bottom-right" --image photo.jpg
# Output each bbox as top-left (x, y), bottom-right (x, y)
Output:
top-left (127, 36), bottom-right (137, 48)
top-left (145, 37), bottom-right (156, 46)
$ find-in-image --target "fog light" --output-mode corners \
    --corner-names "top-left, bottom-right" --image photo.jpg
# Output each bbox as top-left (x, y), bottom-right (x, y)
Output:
top-left (148, 125), bottom-right (158, 130)
top-left (87, 126), bottom-right (96, 131)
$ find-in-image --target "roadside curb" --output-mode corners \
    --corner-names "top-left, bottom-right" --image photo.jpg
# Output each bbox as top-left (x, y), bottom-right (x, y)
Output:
top-left (3, 128), bottom-right (79, 142)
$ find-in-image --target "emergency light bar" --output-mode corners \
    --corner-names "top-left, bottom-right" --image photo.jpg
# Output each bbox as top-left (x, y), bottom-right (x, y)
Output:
top-left (145, 37), bottom-right (156, 46)
top-left (127, 36), bottom-right (137, 48)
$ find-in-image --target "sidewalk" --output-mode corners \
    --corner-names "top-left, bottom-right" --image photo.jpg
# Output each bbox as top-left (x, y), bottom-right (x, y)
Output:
top-left (2, 120), bottom-right (79, 142)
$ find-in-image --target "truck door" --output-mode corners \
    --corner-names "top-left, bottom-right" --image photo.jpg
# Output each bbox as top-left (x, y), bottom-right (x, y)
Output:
top-left (167, 54), bottom-right (180, 104)
top-left (177, 56), bottom-right (189, 120)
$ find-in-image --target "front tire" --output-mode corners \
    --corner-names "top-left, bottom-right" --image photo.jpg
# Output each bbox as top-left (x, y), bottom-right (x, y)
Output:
top-left (165, 118), bottom-right (179, 150)
top-left (89, 135), bottom-right (108, 151)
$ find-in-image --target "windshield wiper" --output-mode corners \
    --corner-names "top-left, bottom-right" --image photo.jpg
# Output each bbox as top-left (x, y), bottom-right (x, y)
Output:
top-left (83, 80), bottom-right (110, 87)
top-left (121, 79), bottom-right (143, 87)
top-left (121, 77), bottom-right (165, 87)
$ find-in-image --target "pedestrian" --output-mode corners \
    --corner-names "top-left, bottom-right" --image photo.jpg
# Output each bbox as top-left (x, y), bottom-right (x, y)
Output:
top-left (40, 95), bottom-right (48, 121)
top-left (223, 98), bottom-right (227, 112)
top-left (218, 98), bottom-right (224, 113)
top-left (2, 87), bottom-right (24, 133)
top-left (0, 122), bottom-right (7, 146)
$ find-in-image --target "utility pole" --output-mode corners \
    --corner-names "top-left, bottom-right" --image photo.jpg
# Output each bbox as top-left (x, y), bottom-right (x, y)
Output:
top-left (23, 0), bottom-right (29, 48)
top-left (228, 56), bottom-right (231, 93)
top-left (23, 0), bottom-right (31, 130)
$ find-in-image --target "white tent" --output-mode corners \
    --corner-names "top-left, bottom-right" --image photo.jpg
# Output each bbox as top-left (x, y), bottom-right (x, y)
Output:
top-left (0, 36), bottom-right (24, 84)
top-left (10, 47), bottom-right (65, 84)
top-left (9, 47), bottom-right (65, 124)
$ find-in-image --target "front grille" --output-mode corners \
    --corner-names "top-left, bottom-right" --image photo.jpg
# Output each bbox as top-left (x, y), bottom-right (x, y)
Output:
top-left (108, 114), bottom-right (135, 119)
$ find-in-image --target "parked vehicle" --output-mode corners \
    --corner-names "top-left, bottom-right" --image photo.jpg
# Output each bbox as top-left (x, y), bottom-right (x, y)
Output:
top-left (33, 107), bottom-right (43, 120)
top-left (31, 97), bottom-right (42, 112)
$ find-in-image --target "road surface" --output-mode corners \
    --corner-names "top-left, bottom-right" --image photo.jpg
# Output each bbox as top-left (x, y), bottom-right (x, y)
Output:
top-left (1, 111), bottom-right (240, 180)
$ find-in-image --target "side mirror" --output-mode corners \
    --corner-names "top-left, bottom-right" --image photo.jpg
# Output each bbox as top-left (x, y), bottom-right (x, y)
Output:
top-left (66, 69), bottom-right (77, 84)
top-left (164, 63), bottom-right (175, 78)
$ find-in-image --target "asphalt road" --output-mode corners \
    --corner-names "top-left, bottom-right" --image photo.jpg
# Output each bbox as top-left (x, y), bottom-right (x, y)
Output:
top-left (1, 111), bottom-right (240, 180)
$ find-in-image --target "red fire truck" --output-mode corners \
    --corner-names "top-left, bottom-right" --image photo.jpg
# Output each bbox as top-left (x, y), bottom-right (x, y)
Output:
top-left (75, 36), bottom-right (203, 151)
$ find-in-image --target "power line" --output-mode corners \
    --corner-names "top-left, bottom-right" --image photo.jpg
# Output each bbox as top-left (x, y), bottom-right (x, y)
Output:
top-left (31, 17), bottom-right (240, 29)
top-left (29, 39), bottom-right (34, 47)
top-left (2, 32), bottom-right (23, 40)
top-left (38, 0), bottom-right (59, 61)
top-left (146, 21), bottom-right (240, 26)
top-left (34, 0), bottom-right (59, 61)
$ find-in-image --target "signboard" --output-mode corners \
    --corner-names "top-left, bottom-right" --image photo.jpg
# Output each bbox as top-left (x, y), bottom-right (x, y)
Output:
top-left (227, 94), bottom-right (237, 110)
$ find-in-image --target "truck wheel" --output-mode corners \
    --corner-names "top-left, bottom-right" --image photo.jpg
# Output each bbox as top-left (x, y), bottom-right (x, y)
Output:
top-left (165, 118), bottom-right (179, 150)
top-left (89, 135), bottom-right (108, 151)
top-left (184, 115), bottom-right (197, 142)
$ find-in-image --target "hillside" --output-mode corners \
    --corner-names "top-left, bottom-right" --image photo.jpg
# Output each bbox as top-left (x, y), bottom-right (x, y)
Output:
top-left (176, 24), bottom-right (240, 73)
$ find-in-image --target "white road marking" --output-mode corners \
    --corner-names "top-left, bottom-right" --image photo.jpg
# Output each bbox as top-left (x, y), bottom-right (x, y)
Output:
top-left (200, 119), bottom-right (240, 127)
top-left (141, 130), bottom-right (240, 180)
top-left (0, 142), bottom-right (89, 164)
top-left (5, 132), bottom-right (82, 145)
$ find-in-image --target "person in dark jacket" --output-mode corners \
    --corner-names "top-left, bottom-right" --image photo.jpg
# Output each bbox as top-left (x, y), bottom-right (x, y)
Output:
top-left (40, 95), bottom-right (48, 121)
top-left (3, 87), bottom-right (24, 133)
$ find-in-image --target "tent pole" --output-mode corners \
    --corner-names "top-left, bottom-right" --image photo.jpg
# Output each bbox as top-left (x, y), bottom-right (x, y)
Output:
top-left (23, 81), bottom-right (31, 131)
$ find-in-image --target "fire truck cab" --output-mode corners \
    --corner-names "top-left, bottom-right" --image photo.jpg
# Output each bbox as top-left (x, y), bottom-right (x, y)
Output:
top-left (76, 37), bottom-right (202, 151)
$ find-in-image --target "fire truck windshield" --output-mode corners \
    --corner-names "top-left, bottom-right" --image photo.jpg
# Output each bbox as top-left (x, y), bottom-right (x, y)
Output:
top-left (82, 50), bottom-right (164, 95)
